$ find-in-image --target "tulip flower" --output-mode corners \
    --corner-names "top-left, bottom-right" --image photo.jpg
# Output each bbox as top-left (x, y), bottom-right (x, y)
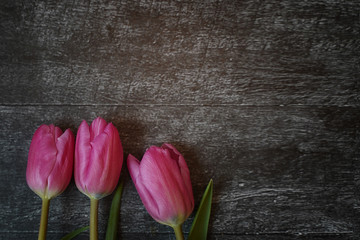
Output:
top-left (75, 117), bottom-right (123, 240)
top-left (127, 143), bottom-right (194, 240)
top-left (26, 124), bottom-right (74, 240)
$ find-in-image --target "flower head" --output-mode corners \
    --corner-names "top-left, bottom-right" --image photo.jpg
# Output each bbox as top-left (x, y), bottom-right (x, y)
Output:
top-left (75, 117), bottom-right (123, 199)
top-left (127, 143), bottom-right (194, 226)
top-left (26, 124), bottom-right (74, 199)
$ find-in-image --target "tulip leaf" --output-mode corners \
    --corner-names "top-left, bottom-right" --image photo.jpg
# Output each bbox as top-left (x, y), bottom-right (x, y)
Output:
top-left (188, 179), bottom-right (213, 240)
top-left (61, 226), bottom-right (89, 240)
top-left (105, 177), bottom-right (125, 240)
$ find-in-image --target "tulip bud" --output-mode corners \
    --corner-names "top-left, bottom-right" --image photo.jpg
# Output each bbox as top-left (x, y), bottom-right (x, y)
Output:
top-left (75, 117), bottom-right (123, 200)
top-left (26, 124), bottom-right (74, 199)
top-left (127, 143), bottom-right (194, 227)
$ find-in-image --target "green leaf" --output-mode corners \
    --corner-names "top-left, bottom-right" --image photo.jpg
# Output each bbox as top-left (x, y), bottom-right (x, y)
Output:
top-left (188, 179), bottom-right (213, 240)
top-left (60, 226), bottom-right (89, 240)
top-left (105, 177), bottom-right (125, 240)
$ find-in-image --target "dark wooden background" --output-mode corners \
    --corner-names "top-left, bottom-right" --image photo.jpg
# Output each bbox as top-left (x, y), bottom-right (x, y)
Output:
top-left (0, 0), bottom-right (359, 239)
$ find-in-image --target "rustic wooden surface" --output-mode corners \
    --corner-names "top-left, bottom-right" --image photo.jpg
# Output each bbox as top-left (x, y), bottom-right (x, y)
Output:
top-left (0, 0), bottom-right (359, 239)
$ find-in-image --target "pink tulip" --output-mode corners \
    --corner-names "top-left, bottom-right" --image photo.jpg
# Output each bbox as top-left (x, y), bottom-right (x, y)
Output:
top-left (75, 117), bottom-right (123, 199)
top-left (26, 124), bottom-right (74, 240)
top-left (127, 143), bottom-right (194, 228)
top-left (26, 124), bottom-right (74, 199)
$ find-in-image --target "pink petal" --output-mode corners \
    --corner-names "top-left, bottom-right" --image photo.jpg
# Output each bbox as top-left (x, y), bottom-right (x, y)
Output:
top-left (128, 154), bottom-right (160, 220)
top-left (47, 129), bottom-right (74, 198)
top-left (74, 120), bottom-right (91, 193)
top-left (162, 143), bottom-right (194, 214)
top-left (26, 125), bottom-right (58, 196)
top-left (54, 125), bottom-right (63, 140)
top-left (127, 154), bottom-right (140, 183)
top-left (90, 117), bottom-right (107, 141)
top-left (101, 123), bottom-right (123, 195)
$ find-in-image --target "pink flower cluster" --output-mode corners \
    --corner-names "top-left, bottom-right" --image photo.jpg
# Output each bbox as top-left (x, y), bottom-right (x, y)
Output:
top-left (26, 117), bottom-right (194, 226)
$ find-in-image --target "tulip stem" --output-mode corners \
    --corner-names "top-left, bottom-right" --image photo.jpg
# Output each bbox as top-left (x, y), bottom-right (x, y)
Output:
top-left (173, 224), bottom-right (184, 240)
top-left (90, 198), bottom-right (99, 240)
top-left (38, 198), bottom-right (50, 240)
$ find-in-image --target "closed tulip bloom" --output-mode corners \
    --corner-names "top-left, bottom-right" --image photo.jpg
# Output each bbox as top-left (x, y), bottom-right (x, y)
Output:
top-left (26, 124), bottom-right (74, 240)
top-left (26, 124), bottom-right (74, 200)
top-left (75, 117), bottom-right (123, 199)
top-left (127, 143), bottom-right (194, 231)
top-left (75, 117), bottom-right (123, 240)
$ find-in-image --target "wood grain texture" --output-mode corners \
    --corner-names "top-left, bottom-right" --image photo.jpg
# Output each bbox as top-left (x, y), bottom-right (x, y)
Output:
top-left (0, 105), bottom-right (357, 239)
top-left (1, 0), bottom-right (359, 106)
top-left (0, 0), bottom-right (359, 239)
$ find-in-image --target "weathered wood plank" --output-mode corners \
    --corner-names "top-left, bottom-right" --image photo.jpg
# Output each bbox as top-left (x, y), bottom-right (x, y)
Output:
top-left (0, 0), bottom-right (358, 106)
top-left (0, 105), bottom-right (357, 238)
top-left (0, 0), bottom-right (359, 239)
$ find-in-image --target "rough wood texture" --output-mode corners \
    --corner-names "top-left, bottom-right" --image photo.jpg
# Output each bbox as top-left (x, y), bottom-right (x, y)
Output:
top-left (0, 0), bottom-right (359, 239)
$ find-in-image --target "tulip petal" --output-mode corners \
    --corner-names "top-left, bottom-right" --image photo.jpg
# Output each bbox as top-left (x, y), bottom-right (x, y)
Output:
top-left (54, 126), bottom-right (63, 140)
top-left (127, 154), bottom-right (140, 181)
top-left (135, 180), bottom-right (162, 221)
top-left (75, 120), bottom-right (91, 194)
top-left (127, 154), bottom-right (161, 221)
top-left (47, 129), bottom-right (74, 198)
top-left (105, 123), bottom-right (123, 192)
top-left (162, 144), bottom-right (194, 215)
top-left (26, 125), bottom-right (58, 197)
top-left (86, 131), bottom-right (110, 196)
top-left (90, 117), bottom-right (107, 141)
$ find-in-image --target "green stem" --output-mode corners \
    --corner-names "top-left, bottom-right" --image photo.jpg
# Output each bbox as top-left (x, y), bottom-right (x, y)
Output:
top-left (38, 198), bottom-right (50, 240)
top-left (90, 198), bottom-right (99, 240)
top-left (173, 224), bottom-right (184, 240)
